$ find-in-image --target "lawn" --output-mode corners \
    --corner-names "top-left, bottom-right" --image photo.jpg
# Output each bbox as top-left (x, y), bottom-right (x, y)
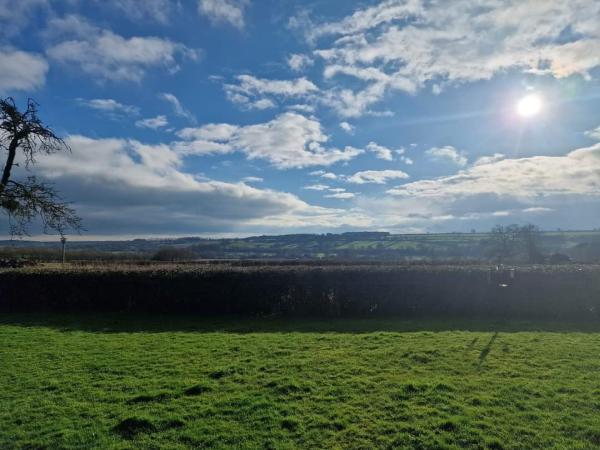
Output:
top-left (2, 316), bottom-right (600, 449)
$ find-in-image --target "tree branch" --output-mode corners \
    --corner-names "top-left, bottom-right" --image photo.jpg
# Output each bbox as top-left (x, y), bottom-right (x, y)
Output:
top-left (1, 97), bottom-right (80, 236)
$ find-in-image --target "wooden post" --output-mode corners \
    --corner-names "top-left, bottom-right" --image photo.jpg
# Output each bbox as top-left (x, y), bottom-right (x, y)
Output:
top-left (60, 237), bottom-right (67, 264)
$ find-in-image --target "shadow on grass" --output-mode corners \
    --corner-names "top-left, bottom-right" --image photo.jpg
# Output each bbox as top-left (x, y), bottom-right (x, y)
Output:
top-left (477, 332), bottom-right (498, 369)
top-left (1, 313), bottom-right (600, 334)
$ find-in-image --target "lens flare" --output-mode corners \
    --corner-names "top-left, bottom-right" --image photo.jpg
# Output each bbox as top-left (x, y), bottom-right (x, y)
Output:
top-left (517, 94), bottom-right (542, 117)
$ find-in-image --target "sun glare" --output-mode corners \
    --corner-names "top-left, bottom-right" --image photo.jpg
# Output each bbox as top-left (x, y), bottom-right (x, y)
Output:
top-left (517, 94), bottom-right (542, 118)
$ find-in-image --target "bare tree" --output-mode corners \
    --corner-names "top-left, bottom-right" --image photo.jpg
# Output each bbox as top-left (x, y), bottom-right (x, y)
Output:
top-left (0, 97), bottom-right (81, 236)
top-left (518, 224), bottom-right (544, 264)
top-left (485, 224), bottom-right (520, 264)
top-left (486, 223), bottom-right (544, 264)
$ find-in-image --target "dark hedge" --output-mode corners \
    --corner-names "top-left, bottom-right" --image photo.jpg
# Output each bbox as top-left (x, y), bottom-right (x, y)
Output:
top-left (1, 264), bottom-right (599, 319)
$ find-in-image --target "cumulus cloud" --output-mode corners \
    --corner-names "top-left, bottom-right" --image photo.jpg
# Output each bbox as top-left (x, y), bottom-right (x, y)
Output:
top-left (347, 169), bottom-right (410, 185)
top-left (365, 142), bottom-right (394, 161)
top-left (174, 112), bottom-right (362, 169)
top-left (135, 115), bottom-right (169, 129)
top-left (387, 143), bottom-right (600, 200)
top-left (287, 53), bottom-right (314, 72)
top-left (177, 123), bottom-right (238, 141)
top-left (339, 122), bottom-right (354, 134)
top-left (307, 0), bottom-right (600, 117)
top-left (0, 48), bottom-right (48, 93)
top-left (198, 0), bottom-right (248, 29)
top-left (159, 93), bottom-right (196, 123)
top-left (46, 15), bottom-right (200, 82)
top-left (585, 126), bottom-right (600, 141)
top-left (25, 135), bottom-right (368, 234)
top-left (224, 74), bottom-right (318, 110)
top-left (473, 153), bottom-right (506, 166)
top-left (426, 146), bottom-right (468, 166)
top-left (343, 142), bottom-right (600, 231)
top-left (395, 147), bottom-right (413, 165)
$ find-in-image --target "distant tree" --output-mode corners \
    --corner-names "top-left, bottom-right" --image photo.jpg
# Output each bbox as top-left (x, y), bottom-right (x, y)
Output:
top-left (485, 224), bottom-right (520, 264)
top-left (486, 224), bottom-right (544, 264)
top-left (518, 224), bottom-right (544, 264)
top-left (0, 98), bottom-right (81, 236)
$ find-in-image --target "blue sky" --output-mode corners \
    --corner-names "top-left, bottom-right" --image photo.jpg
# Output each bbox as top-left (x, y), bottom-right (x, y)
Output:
top-left (1, 0), bottom-right (600, 238)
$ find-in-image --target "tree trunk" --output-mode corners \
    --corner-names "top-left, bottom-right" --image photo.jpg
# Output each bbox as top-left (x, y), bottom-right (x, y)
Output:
top-left (0, 136), bottom-right (19, 192)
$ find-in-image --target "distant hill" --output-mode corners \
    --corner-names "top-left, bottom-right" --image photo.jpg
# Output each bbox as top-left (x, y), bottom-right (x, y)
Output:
top-left (2, 230), bottom-right (600, 262)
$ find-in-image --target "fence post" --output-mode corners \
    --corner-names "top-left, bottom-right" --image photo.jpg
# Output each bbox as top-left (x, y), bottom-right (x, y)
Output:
top-left (60, 236), bottom-right (67, 264)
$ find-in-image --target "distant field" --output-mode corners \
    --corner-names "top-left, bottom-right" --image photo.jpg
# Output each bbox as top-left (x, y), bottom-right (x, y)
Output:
top-left (2, 229), bottom-right (600, 261)
top-left (2, 316), bottom-right (600, 449)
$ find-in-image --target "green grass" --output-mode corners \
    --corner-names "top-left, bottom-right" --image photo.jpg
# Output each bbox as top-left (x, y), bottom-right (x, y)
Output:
top-left (2, 316), bottom-right (600, 449)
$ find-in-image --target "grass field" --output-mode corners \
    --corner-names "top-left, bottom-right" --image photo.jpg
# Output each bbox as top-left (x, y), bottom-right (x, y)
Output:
top-left (2, 316), bottom-right (600, 449)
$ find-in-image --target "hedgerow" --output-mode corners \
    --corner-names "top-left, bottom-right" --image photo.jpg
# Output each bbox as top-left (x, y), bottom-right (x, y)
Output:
top-left (1, 264), bottom-right (599, 318)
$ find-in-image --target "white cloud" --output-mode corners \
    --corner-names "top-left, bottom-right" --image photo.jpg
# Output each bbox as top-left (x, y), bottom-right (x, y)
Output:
top-left (171, 140), bottom-right (234, 156)
top-left (136, 115), bottom-right (169, 129)
top-left (585, 126), bottom-right (600, 141)
top-left (388, 143), bottom-right (600, 199)
top-left (320, 81), bottom-right (391, 118)
top-left (325, 192), bottom-right (355, 199)
top-left (288, 53), bottom-right (314, 72)
top-left (426, 146), bottom-right (468, 166)
top-left (0, 48), bottom-right (48, 93)
top-left (78, 98), bottom-right (139, 116)
top-left (321, 172), bottom-right (339, 180)
top-left (224, 74), bottom-right (318, 110)
top-left (177, 123), bottom-right (238, 141)
top-left (300, 0), bottom-right (422, 42)
top-left (46, 15), bottom-right (200, 82)
top-left (243, 176), bottom-right (263, 183)
top-left (347, 169), bottom-right (409, 184)
top-left (339, 122), bottom-right (354, 134)
top-left (250, 98), bottom-right (276, 110)
top-left (103, 0), bottom-right (176, 24)
top-left (473, 153), bottom-right (506, 166)
top-left (522, 207), bottom-right (554, 213)
top-left (366, 142), bottom-right (394, 161)
top-left (308, 0), bottom-right (600, 117)
top-left (198, 0), bottom-right (248, 29)
top-left (174, 112), bottom-right (363, 169)
top-left (159, 92), bottom-right (196, 123)
top-left (0, 0), bottom-right (48, 36)
top-left (304, 184), bottom-right (329, 191)
top-left (394, 147), bottom-right (413, 165)
top-left (287, 104), bottom-right (316, 113)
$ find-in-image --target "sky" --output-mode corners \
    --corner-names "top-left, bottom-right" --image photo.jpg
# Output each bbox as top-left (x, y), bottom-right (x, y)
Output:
top-left (1, 0), bottom-right (600, 239)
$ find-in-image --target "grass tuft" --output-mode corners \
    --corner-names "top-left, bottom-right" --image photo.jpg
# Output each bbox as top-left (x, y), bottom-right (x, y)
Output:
top-left (112, 417), bottom-right (157, 439)
top-left (183, 384), bottom-right (212, 396)
top-left (127, 392), bottom-right (171, 404)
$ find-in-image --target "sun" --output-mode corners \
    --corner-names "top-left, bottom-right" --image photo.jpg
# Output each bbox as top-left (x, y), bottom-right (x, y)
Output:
top-left (516, 94), bottom-right (542, 118)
